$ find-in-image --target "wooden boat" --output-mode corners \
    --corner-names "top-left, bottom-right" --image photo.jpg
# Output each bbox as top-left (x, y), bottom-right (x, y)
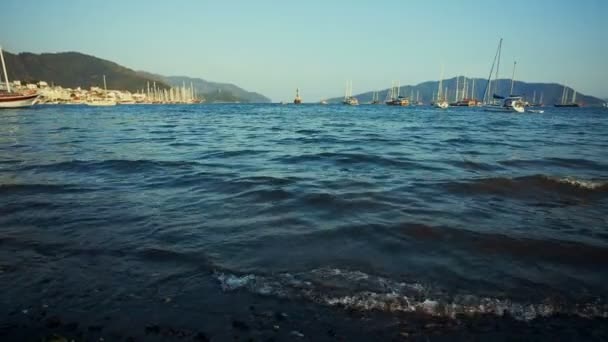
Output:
top-left (0, 45), bottom-right (39, 108)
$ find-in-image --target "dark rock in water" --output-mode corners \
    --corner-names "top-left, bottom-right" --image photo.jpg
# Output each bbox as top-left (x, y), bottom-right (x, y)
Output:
top-left (88, 324), bottom-right (103, 332)
top-left (145, 324), bottom-right (161, 334)
top-left (64, 322), bottom-right (79, 331)
top-left (45, 316), bottom-right (62, 329)
top-left (194, 331), bottom-right (210, 341)
top-left (232, 319), bottom-right (250, 331)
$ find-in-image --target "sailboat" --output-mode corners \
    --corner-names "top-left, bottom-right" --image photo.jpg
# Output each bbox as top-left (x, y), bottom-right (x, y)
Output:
top-left (482, 39), bottom-right (525, 113)
top-left (0, 45), bottom-right (39, 108)
top-left (554, 83), bottom-right (580, 107)
top-left (87, 75), bottom-right (116, 106)
top-left (434, 65), bottom-right (449, 109)
top-left (343, 81), bottom-right (359, 105)
top-left (370, 91), bottom-right (380, 104)
top-left (293, 88), bottom-right (302, 104)
top-left (385, 81), bottom-right (409, 106)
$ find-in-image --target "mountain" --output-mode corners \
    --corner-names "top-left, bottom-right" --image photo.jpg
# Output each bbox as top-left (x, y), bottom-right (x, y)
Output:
top-left (138, 72), bottom-right (271, 103)
top-left (327, 78), bottom-right (605, 107)
top-left (1, 50), bottom-right (169, 92)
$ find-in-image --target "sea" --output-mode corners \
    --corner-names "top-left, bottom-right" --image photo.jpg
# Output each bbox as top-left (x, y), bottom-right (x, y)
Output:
top-left (1, 104), bottom-right (607, 341)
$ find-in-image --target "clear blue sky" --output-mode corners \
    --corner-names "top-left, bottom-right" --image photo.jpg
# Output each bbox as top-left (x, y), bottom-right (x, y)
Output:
top-left (3, 0), bottom-right (607, 101)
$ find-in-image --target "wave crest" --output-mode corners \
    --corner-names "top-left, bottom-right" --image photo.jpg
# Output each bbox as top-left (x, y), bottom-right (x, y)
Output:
top-left (214, 268), bottom-right (608, 321)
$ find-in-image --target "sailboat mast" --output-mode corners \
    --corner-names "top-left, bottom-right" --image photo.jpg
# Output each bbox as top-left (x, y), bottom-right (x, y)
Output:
top-left (455, 77), bottom-right (459, 102)
top-left (532, 90), bottom-right (536, 104)
top-left (510, 61), bottom-right (516, 95)
top-left (572, 89), bottom-right (576, 103)
top-left (482, 38), bottom-right (502, 104)
top-left (471, 79), bottom-right (475, 99)
top-left (494, 40), bottom-right (502, 96)
top-left (438, 64), bottom-right (444, 100)
top-left (0, 46), bottom-right (11, 93)
top-left (561, 83), bottom-right (567, 105)
top-left (103, 75), bottom-right (107, 91)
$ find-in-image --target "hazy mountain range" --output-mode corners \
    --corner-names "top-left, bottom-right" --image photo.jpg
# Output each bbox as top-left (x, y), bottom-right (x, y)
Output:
top-left (2, 50), bottom-right (604, 106)
top-left (2, 50), bottom-right (270, 103)
top-left (137, 72), bottom-right (271, 103)
top-left (327, 78), bottom-right (605, 106)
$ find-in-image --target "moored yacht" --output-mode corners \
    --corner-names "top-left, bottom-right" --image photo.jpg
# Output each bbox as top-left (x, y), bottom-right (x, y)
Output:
top-left (0, 45), bottom-right (39, 108)
top-left (343, 81), bottom-right (359, 105)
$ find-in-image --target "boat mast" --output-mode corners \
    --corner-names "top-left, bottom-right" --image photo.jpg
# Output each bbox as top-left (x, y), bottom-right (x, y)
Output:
top-left (438, 64), bottom-right (444, 101)
top-left (103, 75), bottom-right (107, 92)
top-left (561, 83), bottom-right (567, 105)
top-left (471, 79), bottom-right (475, 100)
top-left (482, 38), bottom-right (502, 104)
top-left (0, 46), bottom-right (11, 93)
top-left (494, 40), bottom-right (502, 97)
top-left (532, 90), bottom-right (536, 104)
top-left (572, 89), bottom-right (577, 103)
top-left (455, 76), bottom-right (459, 102)
top-left (510, 61), bottom-right (517, 95)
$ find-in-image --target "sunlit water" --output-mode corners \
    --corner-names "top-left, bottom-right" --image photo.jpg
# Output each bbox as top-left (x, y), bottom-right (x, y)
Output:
top-left (1, 104), bottom-right (607, 329)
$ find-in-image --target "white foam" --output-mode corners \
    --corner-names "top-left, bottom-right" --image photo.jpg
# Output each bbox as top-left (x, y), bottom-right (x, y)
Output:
top-left (557, 177), bottom-right (606, 190)
top-left (213, 268), bottom-right (608, 321)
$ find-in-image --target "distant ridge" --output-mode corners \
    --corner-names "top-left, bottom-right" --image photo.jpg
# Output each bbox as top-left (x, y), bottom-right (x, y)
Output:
top-left (1, 50), bottom-right (169, 92)
top-left (138, 72), bottom-right (271, 103)
top-left (327, 78), bottom-right (605, 106)
top-left (1, 50), bottom-right (271, 103)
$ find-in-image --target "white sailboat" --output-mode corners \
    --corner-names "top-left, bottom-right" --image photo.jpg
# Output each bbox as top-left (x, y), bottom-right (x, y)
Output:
top-left (343, 80), bottom-right (359, 105)
top-left (482, 39), bottom-right (525, 113)
top-left (0, 45), bottom-right (39, 109)
top-left (434, 65), bottom-right (449, 109)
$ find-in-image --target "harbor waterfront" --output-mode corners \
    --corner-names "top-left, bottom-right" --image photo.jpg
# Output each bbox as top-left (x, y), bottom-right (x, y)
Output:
top-left (1, 104), bottom-right (607, 340)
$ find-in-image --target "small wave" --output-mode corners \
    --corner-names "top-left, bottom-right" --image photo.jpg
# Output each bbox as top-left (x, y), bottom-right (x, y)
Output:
top-left (275, 152), bottom-right (443, 171)
top-left (447, 160), bottom-right (502, 172)
top-left (444, 175), bottom-right (608, 202)
top-left (214, 268), bottom-right (608, 321)
top-left (232, 188), bottom-right (293, 202)
top-left (500, 158), bottom-right (608, 171)
top-left (0, 183), bottom-right (93, 195)
top-left (395, 222), bottom-right (608, 265)
top-left (203, 150), bottom-right (269, 158)
top-left (295, 129), bottom-right (323, 135)
top-left (20, 159), bottom-right (199, 174)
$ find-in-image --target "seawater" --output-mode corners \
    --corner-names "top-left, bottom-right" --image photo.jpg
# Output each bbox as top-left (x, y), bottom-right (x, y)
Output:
top-left (1, 104), bottom-right (607, 336)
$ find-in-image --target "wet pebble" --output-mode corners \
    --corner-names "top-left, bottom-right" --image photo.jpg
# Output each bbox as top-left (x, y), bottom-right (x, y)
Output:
top-left (290, 330), bottom-right (305, 338)
top-left (274, 312), bottom-right (288, 321)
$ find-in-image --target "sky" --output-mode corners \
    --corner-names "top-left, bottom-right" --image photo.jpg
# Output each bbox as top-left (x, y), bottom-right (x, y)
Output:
top-left (2, 0), bottom-right (607, 102)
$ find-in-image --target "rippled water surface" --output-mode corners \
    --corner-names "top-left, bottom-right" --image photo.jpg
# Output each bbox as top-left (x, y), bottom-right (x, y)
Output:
top-left (1, 104), bottom-right (608, 338)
